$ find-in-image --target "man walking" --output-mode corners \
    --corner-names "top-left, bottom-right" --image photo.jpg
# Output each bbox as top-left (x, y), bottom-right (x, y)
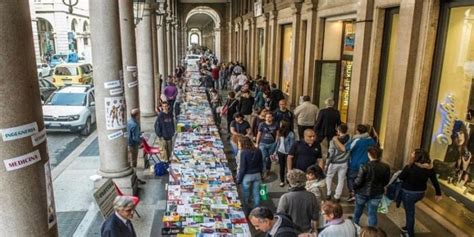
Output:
top-left (273, 99), bottom-right (294, 131)
top-left (294, 95), bottom-right (319, 140)
top-left (154, 102), bottom-right (175, 161)
top-left (127, 109), bottom-right (145, 184)
top-left (333, 124), bottom-right (376, 202)
top-left (314, 98), bottom-right (341, 145)
top-left (287, 129), bottom-right (323, 172)
top-left (101, 196), bottom-right (137, 237)
top-left (326, 124), bottom-right (350, 202)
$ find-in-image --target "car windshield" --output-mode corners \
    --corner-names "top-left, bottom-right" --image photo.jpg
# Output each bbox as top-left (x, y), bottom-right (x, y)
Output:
top-left (52, 55), bottom-right (67, 60)
top-left (46, 93), bottom-right (86, 106)
top-left (55, 66), bottom-right (79, 76)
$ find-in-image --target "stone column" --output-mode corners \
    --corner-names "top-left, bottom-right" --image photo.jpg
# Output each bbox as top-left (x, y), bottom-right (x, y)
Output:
top-left (166, 17), bottom-right (173, 75)
top-left (136, 4), bottom-right (156, 118)
top-left (349, 0), bottom-right (374, 133)
top-left (90, 0), bottom-right (135, 194)
top-left (215, 27), bottom-right (222, 62)
top-left (151, 9), bottom-right (161, 105)
top-left (118, 0), bottom-right (139, 120)
top-left (267, 11), bottom-right (277, 83)
top-left (0, 2), bottom-right (58, 236)
top-left (174, 23), bottom-right (179, 67)
top-left (157, 4), bottom-right (168, 89)
top-left (289, 3), bottom-right (302, 105)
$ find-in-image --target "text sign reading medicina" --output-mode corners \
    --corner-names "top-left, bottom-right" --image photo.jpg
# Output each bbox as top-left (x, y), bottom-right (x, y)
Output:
top-left (93, 179), bottom-right (117, 219)
top-left (3, 150), bottom-right (41, 171)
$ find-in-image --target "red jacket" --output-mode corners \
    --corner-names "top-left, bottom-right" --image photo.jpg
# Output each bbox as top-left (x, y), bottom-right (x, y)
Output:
top-left (211, 68), bottom-right (220, 80)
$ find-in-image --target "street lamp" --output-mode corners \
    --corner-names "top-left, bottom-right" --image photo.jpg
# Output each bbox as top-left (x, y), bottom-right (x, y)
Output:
top-left (133, 0), bottom-right (145, 27)
top-left (62, 0), bottom-right (78, 14)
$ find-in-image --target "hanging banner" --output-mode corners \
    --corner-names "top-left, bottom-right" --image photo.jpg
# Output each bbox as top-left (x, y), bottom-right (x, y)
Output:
top-left (104, 97), bottom-right (127, 130)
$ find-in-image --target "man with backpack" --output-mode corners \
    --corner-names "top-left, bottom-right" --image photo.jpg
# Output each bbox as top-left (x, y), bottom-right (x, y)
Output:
top-left (249, 207), bottom-right (300, 237)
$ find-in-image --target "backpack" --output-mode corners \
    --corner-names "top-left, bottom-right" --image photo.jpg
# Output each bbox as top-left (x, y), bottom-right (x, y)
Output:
top-left (154, 162), bottom-right (169, 176)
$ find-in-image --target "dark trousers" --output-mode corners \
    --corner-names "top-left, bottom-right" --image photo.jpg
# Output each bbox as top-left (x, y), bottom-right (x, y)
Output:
top-left (277, 152), bottom-right (287, 182)
top-left (347, 169), bottom-right (359, 194)
top-left (298, 125), bottom-right (314, 140)
top-left (402, 190), bottom-right (425, 237)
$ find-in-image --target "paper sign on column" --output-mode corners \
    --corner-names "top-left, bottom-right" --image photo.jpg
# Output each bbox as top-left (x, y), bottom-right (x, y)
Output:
top-left (4, 150), bottom-right (41, 171)
top-left (109, 88), bottom-right (124, 96)
top-left (1, 122), bottom-right (38, 142)
top-left (104, 97), bottom-right (126, 130)
top-left (126, 66), bottom-right (137, 72)
top-left (107, 130), bottom-right (124, 140)
top-left (44, 161), bottom-right (57, 229)
top-left (104, 80), bottom-right (121, 89)
top-left (128, 80), bottom-right (138, 88)
top-left (31, 128), bottom-right (47, 146)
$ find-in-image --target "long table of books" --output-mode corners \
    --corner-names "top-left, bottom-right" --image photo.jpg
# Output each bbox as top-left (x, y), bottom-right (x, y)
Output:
top-left (161, 87), bottom-right (250, 237)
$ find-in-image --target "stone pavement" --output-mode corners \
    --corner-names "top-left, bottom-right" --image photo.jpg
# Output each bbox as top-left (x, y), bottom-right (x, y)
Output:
top-left (51, 93), bottom-right (455, 237)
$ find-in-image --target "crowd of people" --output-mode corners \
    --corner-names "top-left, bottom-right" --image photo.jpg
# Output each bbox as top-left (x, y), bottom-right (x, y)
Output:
top-left (108, 52), bottom-right (444, 237)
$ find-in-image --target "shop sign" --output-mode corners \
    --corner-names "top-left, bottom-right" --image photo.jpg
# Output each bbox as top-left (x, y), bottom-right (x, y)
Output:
top-left (254, 1), bottom-right (262, 17)
top-left (436, 94), bottom-right (456, 145)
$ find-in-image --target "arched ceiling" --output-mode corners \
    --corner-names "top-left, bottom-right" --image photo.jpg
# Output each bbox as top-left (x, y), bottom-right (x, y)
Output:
top-left (186, 13), bottom-right (214, 29)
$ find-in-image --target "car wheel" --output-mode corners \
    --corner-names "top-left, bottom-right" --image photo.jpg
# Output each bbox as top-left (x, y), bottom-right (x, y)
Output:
top-left (80, 118), bottom-right (91, 136)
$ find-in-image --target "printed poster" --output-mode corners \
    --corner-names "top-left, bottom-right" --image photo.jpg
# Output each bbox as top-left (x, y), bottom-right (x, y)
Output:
top-left (44, 161), bottom-right (57, 229)
top-left (105, 96), bottom-right (127, 130)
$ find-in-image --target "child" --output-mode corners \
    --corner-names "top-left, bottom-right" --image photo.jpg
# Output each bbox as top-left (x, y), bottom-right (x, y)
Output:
top-left (306, 165), bottom-right (327, 201)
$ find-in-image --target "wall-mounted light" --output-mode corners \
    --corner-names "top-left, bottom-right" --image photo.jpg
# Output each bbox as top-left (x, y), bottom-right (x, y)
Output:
top-left (133, 0), bottom-right (145, 27)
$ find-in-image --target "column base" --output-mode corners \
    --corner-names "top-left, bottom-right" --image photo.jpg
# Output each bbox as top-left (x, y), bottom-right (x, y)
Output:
top-left (141, 112), bottom-right (157, 117)
top-left (94, 173), bottom-right (138, 196)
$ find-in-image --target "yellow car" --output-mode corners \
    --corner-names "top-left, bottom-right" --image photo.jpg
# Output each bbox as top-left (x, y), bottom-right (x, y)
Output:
top-left (52, 63), bottom-right (93, 87)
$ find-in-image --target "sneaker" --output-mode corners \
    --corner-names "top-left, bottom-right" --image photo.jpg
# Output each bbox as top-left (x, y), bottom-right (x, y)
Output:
top-left (347, 195), bottom-right (355, 202)
top-left (279, 182), bottom-right (285, 187)
top-left (401, 226), bottom-right (407, 233)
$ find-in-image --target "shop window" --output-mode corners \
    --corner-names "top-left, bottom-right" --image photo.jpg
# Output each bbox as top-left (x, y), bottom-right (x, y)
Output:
top-left (279, 24), bottom-right (293, 95)
top-left (257, 28), bottom-right (265, 76)
top-left (425, 6), bottom-right (474, 204)
top-left (374, 8), bottom-right (399, 149)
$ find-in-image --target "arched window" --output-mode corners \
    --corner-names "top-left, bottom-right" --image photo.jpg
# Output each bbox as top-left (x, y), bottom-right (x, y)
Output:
top-left (190, 33), bottom-right (199, 44)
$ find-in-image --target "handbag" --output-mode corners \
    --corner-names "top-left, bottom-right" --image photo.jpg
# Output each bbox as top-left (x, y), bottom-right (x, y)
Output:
top-left (154, 162), bottom-right (169, 176)
top-left (377, 195), bottom-right (392, 214)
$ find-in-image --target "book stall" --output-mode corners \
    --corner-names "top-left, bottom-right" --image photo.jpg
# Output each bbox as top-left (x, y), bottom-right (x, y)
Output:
top-left (162, 87), bottom-right (250, 237)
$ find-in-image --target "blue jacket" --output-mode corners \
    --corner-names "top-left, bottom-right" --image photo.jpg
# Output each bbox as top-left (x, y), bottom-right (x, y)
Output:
top-left (101, 213), bottom-right (136, 237)
top-left (345, 133), bottom-right (375, 171)
top-left (154, 111), bottom-right (175, 140)
top-left (127, 118), bottom-right (140, 146)
top-left (276, 131), bottom-right (296, 154)
top-left (237, 149), bottom-right (263, 184)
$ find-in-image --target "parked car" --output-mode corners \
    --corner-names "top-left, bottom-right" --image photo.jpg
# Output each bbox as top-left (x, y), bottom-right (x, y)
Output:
top-left (42, 85), bottom-right (96, 136)
top-left (38, 78), bottom-right (57, 102)
top-left (52, 63), bottom-right (93, 87)
top-left (37, 63), bottom-right (52, 78)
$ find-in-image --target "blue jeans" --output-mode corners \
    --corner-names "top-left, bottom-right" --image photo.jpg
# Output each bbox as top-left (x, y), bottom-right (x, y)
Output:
top-left (354, 194), bottom-right (382, 226)
top-left (242, 173), bottom-right (262, 211)
top-left (230, 141), bottom-right (238, 158)
top-left (402, 189), bottom-right (425, 237)
top-left (347, 169), bottom-right (359, 194)
top-left (259, 142), bottom-right (276, 171)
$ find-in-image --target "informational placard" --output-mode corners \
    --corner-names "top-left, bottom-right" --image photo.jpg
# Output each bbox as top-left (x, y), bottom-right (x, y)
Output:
top-left (128, 80), bottom-right (138, 88)
top-left (104, 97), bottom-right (126, 130)
top-left (109, 88), bottom-right (124, 96)
top-left (93, 179), bottom-right (117, 219)
top-left (104, 80), bottom-right (121, 89)
top-left (3, 150), bottom-right (41, 171)
top-left (107, 130), bottom-right (124, 140)
top-left (1, 122), bottom-right (38, 142)
top-left (31, 128), bottom-right (47, 146)
top-left (44, 161), bottom-right (57, 229)
top-left (126, 65), bottom-right (137, 72)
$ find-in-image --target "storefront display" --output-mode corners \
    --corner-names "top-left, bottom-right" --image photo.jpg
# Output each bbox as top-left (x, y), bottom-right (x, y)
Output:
top-left (280, 24), bottom-right (293, 95)
top-left (425, 6), bottom-right (474, 207)
top-left (162, 86), bottom-right (250, 236)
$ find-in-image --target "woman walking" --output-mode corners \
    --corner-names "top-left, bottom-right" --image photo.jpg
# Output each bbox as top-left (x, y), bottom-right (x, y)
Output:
top-left (256, 112), bottom-right (279, 179)
top-left (275, 120), bottom-right (295, 187)
top-left (236, 136), bottom-right (263, 212)
top-left (399, 149), bottom-right (442, 237)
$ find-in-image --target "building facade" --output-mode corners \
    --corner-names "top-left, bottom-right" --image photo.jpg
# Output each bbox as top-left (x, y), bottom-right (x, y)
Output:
top-left (227, 0), bottom-right (474, 234)
top-left (32, 0), bottom-right (92, 63)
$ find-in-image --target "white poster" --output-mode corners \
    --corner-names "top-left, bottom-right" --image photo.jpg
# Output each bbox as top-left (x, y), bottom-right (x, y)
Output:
top-left (104, 97), bottom-right (127, 130)
top-left (44, 162), bottom-right (57, 229)
top-left (104, 80), bottom-right (121, 89)
top-left (3, 150), bottom-right (41, 171)
top-left (31, 128), bottom-right (47, 147)
top-left (1, 122), bottom-right (38, 141)
top-left (128, 80), bottom-right (138, 88)
top-left (107, 130), bottom-right (124, 140)
top-left (109, 88), bottom-right (124, 96)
